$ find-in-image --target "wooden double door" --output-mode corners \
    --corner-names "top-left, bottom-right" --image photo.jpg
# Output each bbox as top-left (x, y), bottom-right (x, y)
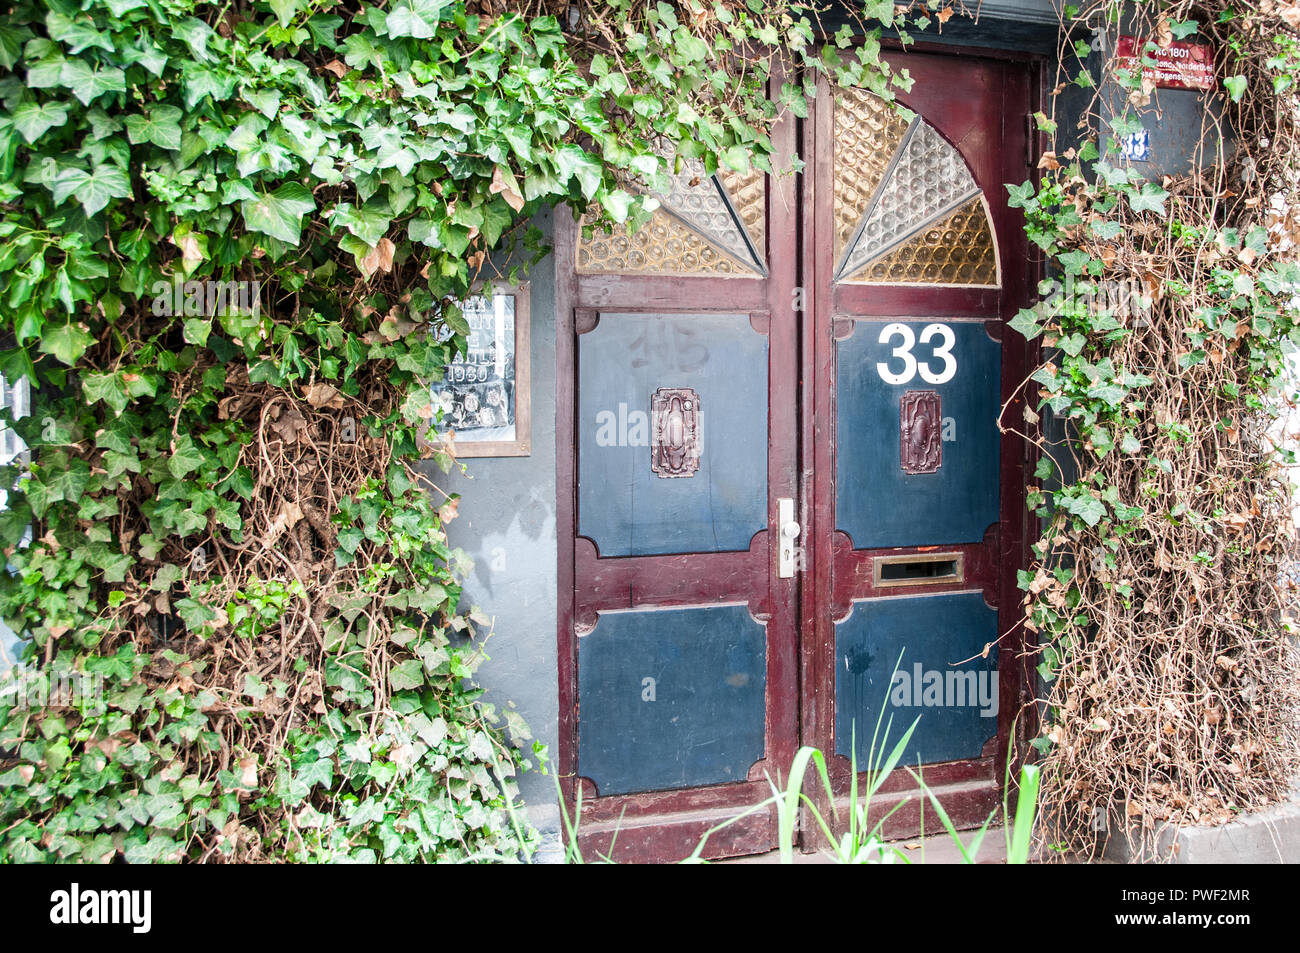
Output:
top-left (556, 50), bottom-right (1037, 862)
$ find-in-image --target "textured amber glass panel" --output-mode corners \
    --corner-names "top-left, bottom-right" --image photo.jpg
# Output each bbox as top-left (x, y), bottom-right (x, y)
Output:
top-left (576, 208), bottom-right (754, 276)
top-left (838, 121), bottom-right (981, 280)
top-left (842, 195), bottom-right (998, 286)
top-left (658, 158), bottom-right (759, 268)
top-left (833, 89), bottom-right (910, 262)
top-left (719, 165), bottom-right (766, 262)
top-left (576, 144), bottom-right (765, 277)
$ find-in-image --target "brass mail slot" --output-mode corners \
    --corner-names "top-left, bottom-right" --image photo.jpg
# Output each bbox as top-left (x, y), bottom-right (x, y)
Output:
top-left (873, 552), bottom-right (964, 588)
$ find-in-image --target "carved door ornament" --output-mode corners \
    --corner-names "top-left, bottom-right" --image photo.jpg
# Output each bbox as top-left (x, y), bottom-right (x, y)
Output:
top-left (650, 387), bottom-right (702, 478)
top-left (900, 390), bottom-right (941, 474)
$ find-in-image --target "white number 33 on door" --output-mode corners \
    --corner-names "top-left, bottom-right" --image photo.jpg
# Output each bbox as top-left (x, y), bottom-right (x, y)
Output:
top-left (875, 322), bottom-right (958, 385)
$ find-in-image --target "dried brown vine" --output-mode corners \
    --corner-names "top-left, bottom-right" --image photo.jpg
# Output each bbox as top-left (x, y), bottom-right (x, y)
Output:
top-left (1023, 0), bottom-right (1300, 859)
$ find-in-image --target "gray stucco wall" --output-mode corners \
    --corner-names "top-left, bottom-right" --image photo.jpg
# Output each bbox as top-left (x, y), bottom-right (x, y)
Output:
top-left (0, 621), bottom-right (20, 672)
top-left (433, 208), bottom-right (560, 825)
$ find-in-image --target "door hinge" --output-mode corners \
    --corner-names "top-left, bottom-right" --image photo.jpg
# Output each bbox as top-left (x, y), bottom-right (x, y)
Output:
top-left (1026, 112), bottom-right (1038, 171)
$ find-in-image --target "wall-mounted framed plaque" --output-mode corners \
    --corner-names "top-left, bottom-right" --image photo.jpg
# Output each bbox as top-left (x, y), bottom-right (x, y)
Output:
top-left (430, 282), bottom-right (531, 457)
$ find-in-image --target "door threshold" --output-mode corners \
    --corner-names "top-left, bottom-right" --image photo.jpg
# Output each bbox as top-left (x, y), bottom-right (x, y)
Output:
top-left (574, 802), bottom-right (778, 864)
top-left (715, 828), bottom-right (1008, 865)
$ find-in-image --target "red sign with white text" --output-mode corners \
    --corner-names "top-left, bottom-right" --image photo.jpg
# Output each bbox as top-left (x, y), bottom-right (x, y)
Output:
top-left (1114, 36), bottom-right (1214, 91)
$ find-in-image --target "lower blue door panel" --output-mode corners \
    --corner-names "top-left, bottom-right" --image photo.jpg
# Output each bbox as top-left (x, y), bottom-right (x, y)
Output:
top-left (835, 591), bottom-right (998, 767)
top-left (578, 604), bottom-right (767, 795)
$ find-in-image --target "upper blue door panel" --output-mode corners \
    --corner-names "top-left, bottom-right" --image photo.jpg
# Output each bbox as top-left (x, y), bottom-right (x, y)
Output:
top-left (836, 320), bottom-right (1000, 549)
top-left (579, 312), bottom-right (768, 557)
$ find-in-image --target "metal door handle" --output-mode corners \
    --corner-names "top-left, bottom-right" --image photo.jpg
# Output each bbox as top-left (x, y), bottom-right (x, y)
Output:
top-left (778, 498), bottom-right (799, 578)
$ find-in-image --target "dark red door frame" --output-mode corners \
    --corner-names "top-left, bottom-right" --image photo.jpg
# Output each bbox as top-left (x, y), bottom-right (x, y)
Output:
top-left (553, 69), bottom-right (802, 863)
top-left (554, 47), bottom-right (1045, 863)
top-left (800, 47), bottom-right (1043, 840)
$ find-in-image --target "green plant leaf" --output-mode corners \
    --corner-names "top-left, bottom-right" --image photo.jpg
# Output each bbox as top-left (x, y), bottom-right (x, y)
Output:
top-left (1005, 180), bottom-right (1036, 209)
top-left (125, 105), bottom-right (183, 151)
top-left (1006, 764), bottom-right (1041, 864)
top-left (45, 12), bottom-right (114, 54)
top-left (182, 319), bottom-right (211, 347)
top-left (50, 164), bottom-right (133, 216)
top-left (58, 60), bottom-right (126, 106)
top-left (389, 659), bottom-right (425, 691)
top-left (10, 100), bottom-right (69, 142)
top-left (242, 183), bottom-right (317, 245)
top-left (1126, 182), bottom-right (1169, 216)
top-left (167, 434), bottom-right (206, 479)
top-left (268, 0), bottom-right (302, 28)
top-left (38, 322), bottom-right (94, 365)
top-left (385, 0), bottom-right (450, 38)
top-left (1008, 308), bottom-right (1043, 340)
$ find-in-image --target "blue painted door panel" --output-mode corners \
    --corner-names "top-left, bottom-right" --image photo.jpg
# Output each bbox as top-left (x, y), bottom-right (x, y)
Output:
top-left (835, 591), bottom-right (999, 766)
top-left (578, 604), bottom-right (767, 796)
top-left (578, 313), bottom-right (768, 556)
top-left (836, 320), bottom-right (1000, 548)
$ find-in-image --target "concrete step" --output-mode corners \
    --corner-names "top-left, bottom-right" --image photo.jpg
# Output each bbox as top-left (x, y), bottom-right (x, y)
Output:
top-left (1101, 795), bottom-right (1300, 864)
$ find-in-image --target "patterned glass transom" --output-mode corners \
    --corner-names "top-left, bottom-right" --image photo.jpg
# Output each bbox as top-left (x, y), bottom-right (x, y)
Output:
top-left (576, 153), bottom-right (766, 278)
top-left (834, 89), bottom-right (999, 287)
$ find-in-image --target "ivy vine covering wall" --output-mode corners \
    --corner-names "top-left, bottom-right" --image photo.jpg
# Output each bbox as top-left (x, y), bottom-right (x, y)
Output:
top-left (1011, 1), bottom-right (1300, 854)
top-left (0, 0), bottom-right (910, 862)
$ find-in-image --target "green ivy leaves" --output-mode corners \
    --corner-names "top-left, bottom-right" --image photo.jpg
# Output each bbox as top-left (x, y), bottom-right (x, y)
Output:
top-left (44, 11), bottom-right (114, 55)
top-left (124, 104), bottom-right (182, 151)
top-left (1004, 38), bottom-right (1300, 729)
top-left (9, 99), bottom-right (68, 141)
top-left (241, 183), bottom-right (317, 245)
top-left (49, 163), bottom-right (131, 216)
top-left (38, 321), bottom-right (94, 364)
top-left (385, 0), bottom-right (452, 39)
top-left (1126, 181), bottom-right (1169, 216)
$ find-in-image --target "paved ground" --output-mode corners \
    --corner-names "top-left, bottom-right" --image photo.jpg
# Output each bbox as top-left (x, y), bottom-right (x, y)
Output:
top-left (719, 829), bottom-right (1008, 864)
